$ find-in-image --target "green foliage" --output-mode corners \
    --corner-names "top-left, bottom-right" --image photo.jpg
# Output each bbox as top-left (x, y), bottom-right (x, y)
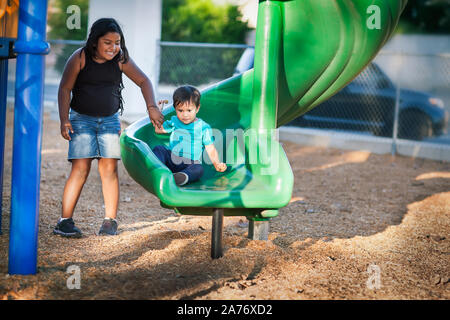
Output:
top-left (398, 0), bottom-right (450, 34)
top-left (161, 0), bottom-right (251, 85)
top-left (162, 0), bottom-right (249, 43)
top-left (47, 0), bottom-right (89, 74)
top-left (47, 0), bottom-right (89, 40)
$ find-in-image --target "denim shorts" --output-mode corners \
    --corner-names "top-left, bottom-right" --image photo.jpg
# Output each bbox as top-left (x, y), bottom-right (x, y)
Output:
top-left (68, 109), bottom-right (121, 161)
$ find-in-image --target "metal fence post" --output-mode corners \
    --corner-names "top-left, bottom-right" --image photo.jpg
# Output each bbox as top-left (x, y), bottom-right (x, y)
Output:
top-left (154, 40), bottom-right (161, 95)
top-left (391, 51), bottom-right (403, 156)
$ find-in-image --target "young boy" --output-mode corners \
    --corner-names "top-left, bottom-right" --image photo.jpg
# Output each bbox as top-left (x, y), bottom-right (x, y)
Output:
top-left (153, 85), bottom-right (227, 186)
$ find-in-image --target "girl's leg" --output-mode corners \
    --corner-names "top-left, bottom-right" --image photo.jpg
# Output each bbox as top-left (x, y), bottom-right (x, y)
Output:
top-left (61, 158), bottom-right (93, 218)
top-left (98, 158), bottom-right (119, 219)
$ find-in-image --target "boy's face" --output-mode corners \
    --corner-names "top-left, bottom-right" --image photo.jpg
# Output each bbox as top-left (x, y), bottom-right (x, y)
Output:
top-left (175, 101), bottom-right (199, 124)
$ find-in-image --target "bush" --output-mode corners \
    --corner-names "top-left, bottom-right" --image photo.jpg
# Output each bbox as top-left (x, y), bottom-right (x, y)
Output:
top-left (160, 0), bottom-right (250, 85)
top-left (47, 0), bottom-right (89, 74)
top-left (397, 0), bottom-right (450, 34)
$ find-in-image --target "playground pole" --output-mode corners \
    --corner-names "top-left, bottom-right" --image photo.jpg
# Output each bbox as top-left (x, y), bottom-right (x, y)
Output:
top-left (0, 59), bottom-right (7, 235)
top-left (8, 0), bottom-right (49, 275)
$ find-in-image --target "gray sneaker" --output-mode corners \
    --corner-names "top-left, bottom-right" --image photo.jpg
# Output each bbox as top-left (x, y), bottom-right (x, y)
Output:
top-left (174, 172), bottom-right (189, 186)
top-left (99, 218), bottom-right (118, 236)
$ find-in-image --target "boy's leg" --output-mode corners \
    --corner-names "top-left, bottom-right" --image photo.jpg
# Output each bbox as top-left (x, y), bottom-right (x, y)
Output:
top-left (153, 147), bottom-right (204, 185)
top-left (170, 155), bottom-right (204, 185)
top-left (154, 145), bottom-right (186, 174)
top-left (152, 145), bottom-right (171, 166)
top-left (179, 163), bottom-right (204, 184)
top-left (61, 158), bottom-right (93, 218)
top-left (98, 158), bottom-right (119, 220)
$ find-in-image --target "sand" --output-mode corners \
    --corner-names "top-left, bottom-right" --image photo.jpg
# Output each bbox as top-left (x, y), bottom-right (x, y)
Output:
top-left (0, 108), bottom-right (449, 299)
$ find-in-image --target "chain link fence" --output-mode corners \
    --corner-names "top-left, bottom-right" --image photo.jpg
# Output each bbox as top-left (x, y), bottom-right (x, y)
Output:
top-left (158, 43), bottom-right (449, 149)
top-left (7, 40), bottom-right (450, 155)
top-left (158, 41), bottom-right (250, 86)
top-left (287, 52), bottom-right (450, 143)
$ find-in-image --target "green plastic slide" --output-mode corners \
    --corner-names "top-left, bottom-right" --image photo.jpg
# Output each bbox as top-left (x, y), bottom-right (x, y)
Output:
top-left (120, 0), bottom-right (407, 220)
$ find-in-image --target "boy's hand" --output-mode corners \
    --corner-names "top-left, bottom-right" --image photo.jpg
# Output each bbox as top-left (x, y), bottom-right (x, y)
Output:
top-left (214, 162), bottom-right (227, 172)
top-left (158, 99), bottom-right (169, 109)
top-left (154, 119), bottom-right (172, 134)
top-left (60, 120), bottom-right (73, 140)
top-left (205, 144), bottom-right (226, 172)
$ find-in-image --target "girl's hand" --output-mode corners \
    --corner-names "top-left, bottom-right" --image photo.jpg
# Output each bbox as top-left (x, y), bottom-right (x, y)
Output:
top-left (214, 162), bottom-right (227, 172)
top-left (60, 120), bottom-right (74, 140)
top-left (148, 105), bottom-right (164, 129)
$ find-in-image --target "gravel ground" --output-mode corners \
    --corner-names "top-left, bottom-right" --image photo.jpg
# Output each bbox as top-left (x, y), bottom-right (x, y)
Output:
top-left (0, 108), bottom-right (449, 300)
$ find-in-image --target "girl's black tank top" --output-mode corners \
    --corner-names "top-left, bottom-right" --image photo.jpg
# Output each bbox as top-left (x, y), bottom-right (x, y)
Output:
top-left (70, 49), bottom-right (123, 117)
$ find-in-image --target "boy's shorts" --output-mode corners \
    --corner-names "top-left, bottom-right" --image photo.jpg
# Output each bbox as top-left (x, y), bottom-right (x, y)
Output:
top-left (68, 109), bottom-right (121, 161)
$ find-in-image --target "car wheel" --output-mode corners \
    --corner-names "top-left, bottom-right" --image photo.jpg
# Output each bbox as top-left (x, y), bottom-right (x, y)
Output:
top-left (398, 110), bottom-right (432, 141)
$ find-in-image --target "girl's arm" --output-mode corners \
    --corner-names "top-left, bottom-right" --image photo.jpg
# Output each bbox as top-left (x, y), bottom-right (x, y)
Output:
top-left (205, 144), bottom-right (227, 172)
top-left (121, 58), bottom-right (164, 128)
top-left (58, 48), bottom-right (83, 140)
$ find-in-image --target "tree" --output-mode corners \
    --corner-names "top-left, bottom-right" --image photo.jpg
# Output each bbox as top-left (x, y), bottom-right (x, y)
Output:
top-left (162, 0), bottom-right (249, 43)
top-left (47, 0), bottom-right (89, 40)
top-left (160, 0), bottom-right (251, 85)
top-left (47, 0), bottom-right (89, 73)
top-left (398, 0), bottom-right (450, 34)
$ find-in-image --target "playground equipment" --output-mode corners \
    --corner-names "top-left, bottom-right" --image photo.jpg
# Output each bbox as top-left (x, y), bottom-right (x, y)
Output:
top-left (0, 0), bottom-right (19, 236)
top-left (0, 0), bottom-right (406, 276)
top-left (0, 0), bottom-right (49, 274)
top-left (120, 0), bottom-right (407, 258)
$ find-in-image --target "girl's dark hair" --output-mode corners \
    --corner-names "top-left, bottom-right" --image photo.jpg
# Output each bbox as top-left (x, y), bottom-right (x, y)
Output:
top-left (84, 18), bottom-right (128, 115)
top-left (173, 85), bottom-right (201, 108)
top-left (84, 18), bottom-right (129, 63)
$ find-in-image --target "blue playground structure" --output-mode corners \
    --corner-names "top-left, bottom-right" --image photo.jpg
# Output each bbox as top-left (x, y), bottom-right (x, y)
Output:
top-left (0, 0), bottom-right (49, 275)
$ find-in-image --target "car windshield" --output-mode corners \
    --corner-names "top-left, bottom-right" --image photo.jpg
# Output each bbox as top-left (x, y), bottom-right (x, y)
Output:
top-left (351, 63), bottom-right (391, 89)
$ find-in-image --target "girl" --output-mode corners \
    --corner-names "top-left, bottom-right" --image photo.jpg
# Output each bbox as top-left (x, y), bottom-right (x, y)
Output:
top-left (53, 18), bottom-right (164, 237)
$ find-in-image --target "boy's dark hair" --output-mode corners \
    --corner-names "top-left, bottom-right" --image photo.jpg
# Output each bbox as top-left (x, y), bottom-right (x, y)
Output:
top-left (173, 85), bottom-right (201, 109)
top-left (84, 18), bottom-right (129, 64)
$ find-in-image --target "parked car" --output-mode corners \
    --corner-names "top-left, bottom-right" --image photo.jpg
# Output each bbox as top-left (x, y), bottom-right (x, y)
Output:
top-left (234, 48), bottom-right (449, 140)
